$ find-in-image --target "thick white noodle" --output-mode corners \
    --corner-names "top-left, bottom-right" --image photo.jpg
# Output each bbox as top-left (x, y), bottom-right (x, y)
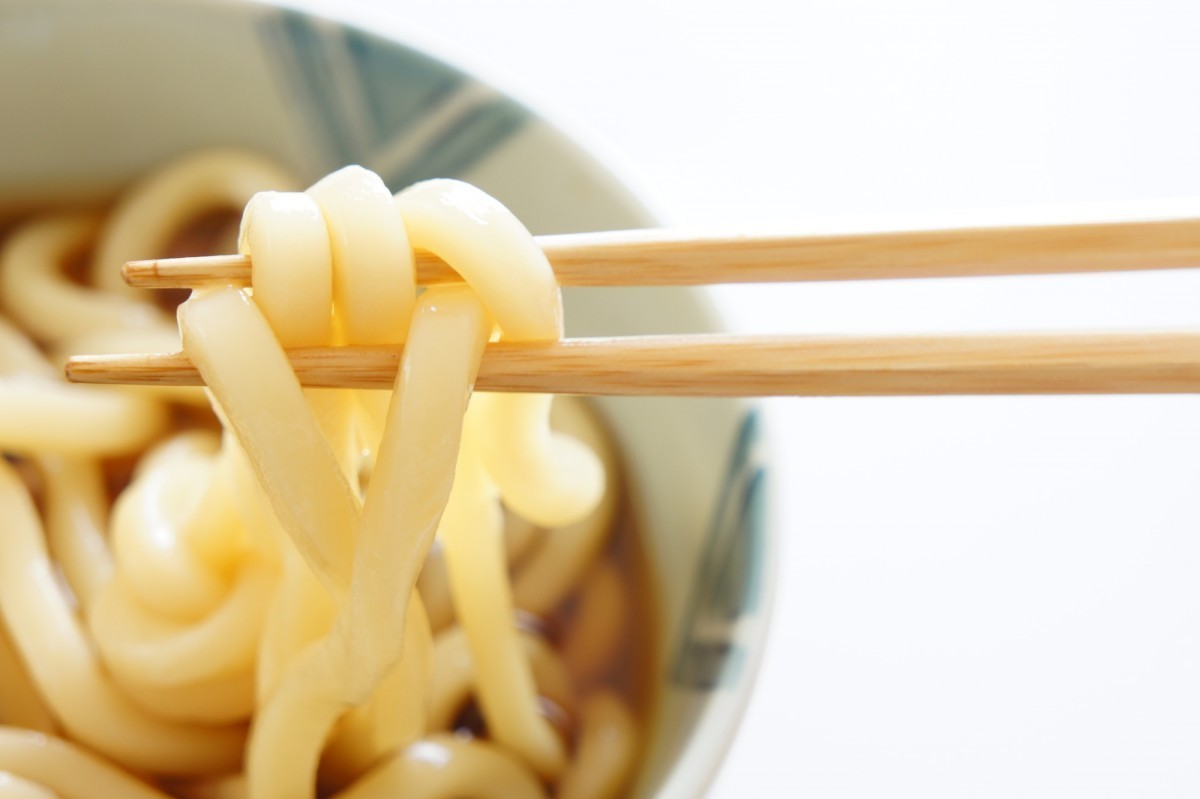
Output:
top-left (108, 433), bottom-right (231, 621)
top-left (94, 148), bottom-right (296, 295)
top-left (393, 179), bottom-right (561, 340)
top-left (0, 376), bottom-right (167, 456)
top-left (0, 459), bottom-right (245, 776)
top-left (180, 289), bottom-right (358, 596)
top-left (306, 165), bottom-right (414, 345)
top-left (89, 561), bottom-right (273, 687)
top-left (472, 392), bottom-right (604, 529)
top-left (556, 693), bottom-right (638, 799)
top-left (0, 316), bottom-right (57, 377)
top-left (333, 736), bottom-right (547, 799)
top-left (239, 193), bottom-right (333, 348)
top-left (36, 455), bottom-right (113, 614)
top-left (395, 179), bottom-right (610, 781)
top-left (0, 727), bottom-right (173, 799)
top-left (318, 595), bottom-right (432, 792)
top-left (255, 545), bottom-right (335, 704)
top-left (0, 214), bottom-right (165, 341)
top-left (511, 397), bottom-right (621, 617)
top-left (241, 286), bottom-right (485, 799)
top-left (435, 431), bottom-right (567, 777)
top-left (427, 625), bottom-right (577, 732)
top-left (0, 771), bottom-right (60, 799)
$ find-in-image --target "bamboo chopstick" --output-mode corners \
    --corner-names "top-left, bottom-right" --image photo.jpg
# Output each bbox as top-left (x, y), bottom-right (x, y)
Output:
top-left (79, 212), bottom-right (1200, 395)
top-left (122, 215), bottom-right (1200, 289)
top-left (64, 331), bottom-right (1200, 396)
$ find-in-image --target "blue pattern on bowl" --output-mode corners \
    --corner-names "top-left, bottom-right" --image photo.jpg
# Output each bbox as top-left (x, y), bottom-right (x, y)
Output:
top-left (257, 9), bottom-right (527, 188)
top-left (673, 409), bottom-right (768, 691)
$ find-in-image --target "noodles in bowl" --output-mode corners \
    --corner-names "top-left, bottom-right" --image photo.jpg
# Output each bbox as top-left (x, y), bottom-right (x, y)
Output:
top-left (0, 151), bottom-right (649, 799)
top-left (1, 3), bottom-right (777, 795)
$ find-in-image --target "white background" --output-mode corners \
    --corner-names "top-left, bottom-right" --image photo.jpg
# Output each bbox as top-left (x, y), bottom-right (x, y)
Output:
top-left (294, 2), bottom-right (1200, 796)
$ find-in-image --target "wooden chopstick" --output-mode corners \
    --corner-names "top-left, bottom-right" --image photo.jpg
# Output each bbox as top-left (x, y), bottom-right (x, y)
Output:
top-left (81, 212), bottom-right (1200, 396)
top-left (64, 331), bottom-right (1200, 396)
top-left (122, 215), bottom-right (1200, 289)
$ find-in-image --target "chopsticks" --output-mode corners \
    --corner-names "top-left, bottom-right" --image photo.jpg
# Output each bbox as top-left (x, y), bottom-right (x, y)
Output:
top-left (67, 213), bottom-right (1200, 396)
top-left (121, 216), bottom-right (1200, 288)
top-left (64, 332), bottom-right (1200, 396)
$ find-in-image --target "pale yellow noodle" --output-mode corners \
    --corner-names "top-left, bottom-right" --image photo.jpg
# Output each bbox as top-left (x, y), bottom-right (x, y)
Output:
top-left (0, 316), bottom-right (55, 377)
top-left (0, 727), bottom-right (172, 799)
top-left (0, 305), bottom-right (167, 458)
top-left (333, 735), bottom-right (546, 799)
top-left (339, 285), bottom-right (488, 700)
top-left (89, 561), bottom-right (274, 687)
top-left (349, 389), bottom-right (391, 463)
top-left (35, 455), bottom-right (112, 614)
top-left (0, 322), bottom-right (116, 619)
top-left (242, 286), bottom-right (487, 799)
top-left (0, 376), bottom-right (167, 456)
top-left (93, 148), bottom-right (296, 295)
top-left (0, 460), bottom-right (245, 776)
top-left (92, 417), bottom-right (277, 725)
top-left (427, 625), bottom-right (577, 732)
top-left (306, 166), bottom-right (414, 345)
top-left (108, 433), bottom-right (232, 621)
top-left (244, 637), bottom-right (345, 799)
top-left (305, 167), bottom-right (416, 537)
top-left (418, 508), bottom-right (542, 634)
top-left (304, 387), bottom-right (364, 493)
top-left (205, 430), bottom-right (276, 554)
top-left (436, 439), bottom-right (565, 778)
top-left (512, 398), bottom-right (621, 616)
top-left (319, 595), bottom-right (432, 793)
top-left (0, 772), bottom-right (59, 799)
top-left (116, 669), bottom-right (256, 726)
top-left (473, 393), bottom-right (603, 529)
top-left (180, 289), bottom-right (358, 596)
top-left (196, 431), bottom-right (280, 567)
top-left (238, 192), bottom-right (333, 348)
top-left (0, 209), bottom-right (197, 406)
top-left (0, 214), bottom-right (165, 342)
top-left (425, 626), bottom-right (474, 731)
top-left (255, 545), bottom-right (335, 704)
top-left (392, 180), bottom-right (561, 340)
top-left (416, 546), bottom-right (456, 633)
top-left (395, 179), bottom-right (597, 781)
top-left (556, 692), bottom-right (638, 799)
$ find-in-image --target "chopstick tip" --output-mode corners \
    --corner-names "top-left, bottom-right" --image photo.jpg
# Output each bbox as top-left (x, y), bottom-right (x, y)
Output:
top-left (121, 259), bottom-right (155, 287)
top-left (63, 356), bottom-right (94, 384)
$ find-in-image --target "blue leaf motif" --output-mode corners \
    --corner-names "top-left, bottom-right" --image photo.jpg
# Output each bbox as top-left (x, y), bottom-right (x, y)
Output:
top-left (672, 411), bottom-right (767, 691)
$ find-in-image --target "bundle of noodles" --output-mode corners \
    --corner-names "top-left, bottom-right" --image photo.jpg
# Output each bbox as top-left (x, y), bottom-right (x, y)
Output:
top-left (0, 151), bottom-right (641, 799)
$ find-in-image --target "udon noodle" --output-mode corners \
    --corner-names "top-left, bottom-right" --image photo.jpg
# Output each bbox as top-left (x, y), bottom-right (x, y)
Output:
top-left (0, 151), bottom-right (643, 799)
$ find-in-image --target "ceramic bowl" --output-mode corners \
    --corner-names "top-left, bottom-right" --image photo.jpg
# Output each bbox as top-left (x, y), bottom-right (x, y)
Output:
top-left (0, 1), bottom-right (777, 794)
